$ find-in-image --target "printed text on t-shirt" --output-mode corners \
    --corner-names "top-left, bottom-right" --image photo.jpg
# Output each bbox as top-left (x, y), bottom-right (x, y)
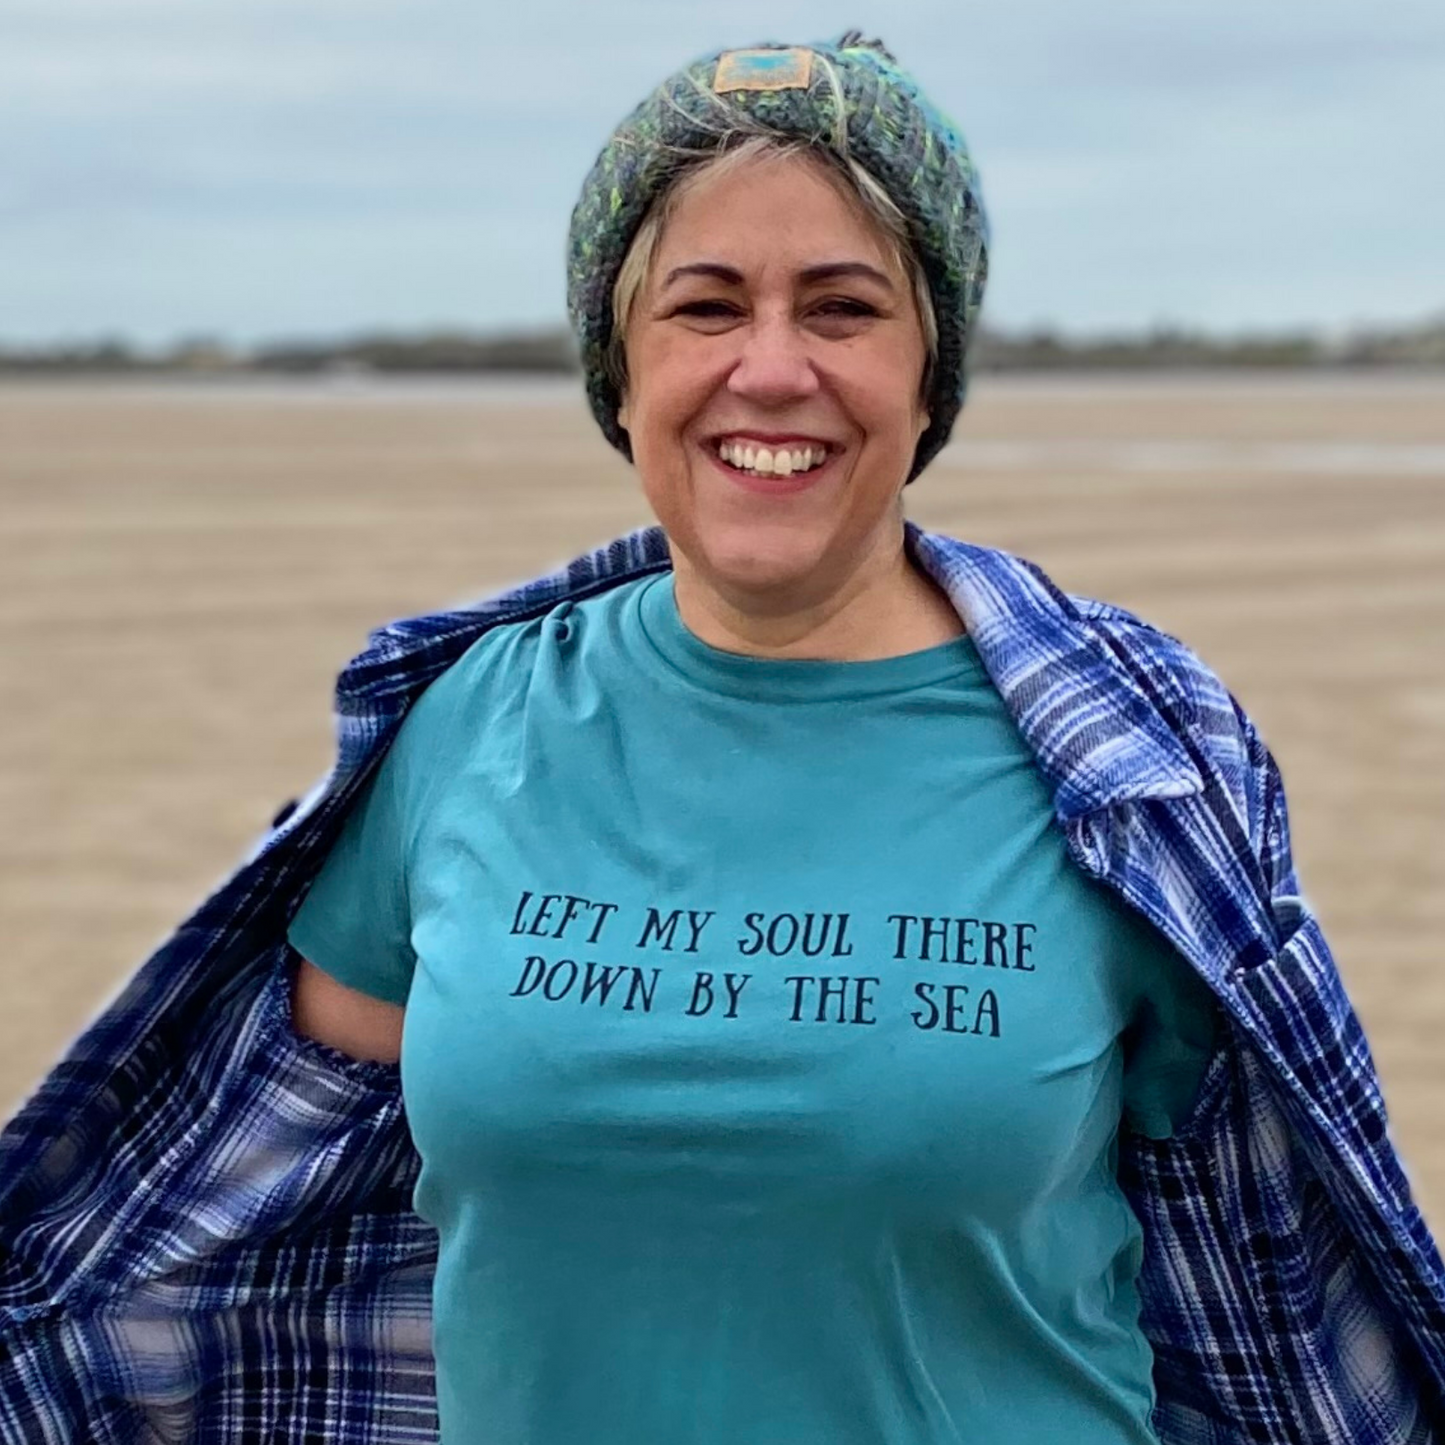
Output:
top-left (507, 890), bottom-right (1040, 1038)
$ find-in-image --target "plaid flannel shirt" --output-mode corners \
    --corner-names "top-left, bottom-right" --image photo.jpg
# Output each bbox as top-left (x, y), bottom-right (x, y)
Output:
top-left (2, 524), bottom-right (1443, 1445)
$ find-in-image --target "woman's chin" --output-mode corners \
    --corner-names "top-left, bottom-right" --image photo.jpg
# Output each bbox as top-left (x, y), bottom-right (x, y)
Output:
top-left (686, 528), bottom-right (836, 600)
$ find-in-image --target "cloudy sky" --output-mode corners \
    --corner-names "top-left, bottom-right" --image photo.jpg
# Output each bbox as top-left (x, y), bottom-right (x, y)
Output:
top-left (4, 0), bottom-right (1442, 345)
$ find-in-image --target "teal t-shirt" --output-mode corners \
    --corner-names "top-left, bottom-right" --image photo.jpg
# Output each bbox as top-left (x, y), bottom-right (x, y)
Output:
top-left (288, 571), bottom-right (1219, 1445)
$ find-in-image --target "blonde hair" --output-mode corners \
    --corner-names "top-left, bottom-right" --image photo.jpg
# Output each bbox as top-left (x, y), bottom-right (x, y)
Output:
top-left (606, 132), bottom-right (939, 403)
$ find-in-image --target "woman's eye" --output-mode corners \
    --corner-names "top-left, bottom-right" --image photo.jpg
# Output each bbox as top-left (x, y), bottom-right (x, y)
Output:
top-left (674, 301), bottom-right (738, 319)
top-left (815, 298), bottom-right (878, 318)
top-left (667, 298), bottom-right (879, 326)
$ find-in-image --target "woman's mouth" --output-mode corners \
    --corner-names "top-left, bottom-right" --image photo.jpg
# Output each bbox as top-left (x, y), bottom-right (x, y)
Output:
top-left (706, 436), bottom-right (836, 492)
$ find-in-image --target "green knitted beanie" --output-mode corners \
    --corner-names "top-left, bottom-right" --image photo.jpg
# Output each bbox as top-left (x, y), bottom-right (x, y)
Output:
top-left (565, 32), bottom-right (988, 483)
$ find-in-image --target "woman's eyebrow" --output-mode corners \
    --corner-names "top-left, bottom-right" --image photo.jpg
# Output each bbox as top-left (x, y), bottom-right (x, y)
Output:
top-left (661, 262), bottom-right (745, 290)
top-left (797, 261), bottom-right (896, 290)
top-left (660, 260), bottom-right (897, 291)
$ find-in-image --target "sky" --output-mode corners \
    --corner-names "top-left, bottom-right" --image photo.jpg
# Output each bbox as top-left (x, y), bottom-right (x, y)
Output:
top-left (3, 0), bottom-right (1442, 346)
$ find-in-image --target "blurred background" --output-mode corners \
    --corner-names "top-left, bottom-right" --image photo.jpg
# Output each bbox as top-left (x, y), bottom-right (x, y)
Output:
top-left (2, 1), bottom-right (1443, 1221)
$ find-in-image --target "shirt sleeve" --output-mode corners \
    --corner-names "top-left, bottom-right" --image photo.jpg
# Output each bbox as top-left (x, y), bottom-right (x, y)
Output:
top-left (287, 735), bottom-right (418, 1008)
top-left (1119, 923), bottom-right (1221, 1141)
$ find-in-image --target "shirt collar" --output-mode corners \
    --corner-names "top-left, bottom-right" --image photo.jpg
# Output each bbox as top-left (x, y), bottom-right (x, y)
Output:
top-left (334, 523), bottom-right (1205, 823)
top-left (905, 524), bottom-right (1205, 818)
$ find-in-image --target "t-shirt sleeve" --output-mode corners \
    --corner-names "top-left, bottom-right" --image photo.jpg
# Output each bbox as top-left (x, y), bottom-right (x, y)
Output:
top-left (1120, 924), bottom-right (1221, 1141)
top-left (287, 735), bottom-right (418, 1008)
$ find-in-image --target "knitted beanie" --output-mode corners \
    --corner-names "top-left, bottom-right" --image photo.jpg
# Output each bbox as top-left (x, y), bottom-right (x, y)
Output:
top-left (565, 33), bottom-right (989, 483)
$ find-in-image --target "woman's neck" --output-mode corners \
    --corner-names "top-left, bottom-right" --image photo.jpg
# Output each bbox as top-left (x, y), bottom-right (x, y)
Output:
top-left (670, 536), bottom-right (965, 662)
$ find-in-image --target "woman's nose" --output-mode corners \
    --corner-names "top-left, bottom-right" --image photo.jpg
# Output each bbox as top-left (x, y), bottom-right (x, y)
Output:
top-left (726, 316), bottom-right (820, 404)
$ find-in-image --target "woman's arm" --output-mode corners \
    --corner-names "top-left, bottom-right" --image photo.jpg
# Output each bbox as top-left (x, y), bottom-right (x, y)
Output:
top-left (290, 953), bottom-right (405, 1064)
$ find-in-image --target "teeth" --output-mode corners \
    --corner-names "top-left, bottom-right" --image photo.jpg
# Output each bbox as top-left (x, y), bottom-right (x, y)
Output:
top-left (717, 441), bottom-right (827, 476)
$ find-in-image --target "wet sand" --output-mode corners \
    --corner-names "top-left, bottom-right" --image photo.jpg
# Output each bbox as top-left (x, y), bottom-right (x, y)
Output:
top-left (2, 371), bottom-right (1443, 1222)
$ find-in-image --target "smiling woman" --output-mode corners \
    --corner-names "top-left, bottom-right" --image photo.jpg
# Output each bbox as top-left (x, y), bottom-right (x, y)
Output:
top-left (2, 28), bottom-right (1443, 1445)
top-left (279, 31), bottom-right (1442, 1445)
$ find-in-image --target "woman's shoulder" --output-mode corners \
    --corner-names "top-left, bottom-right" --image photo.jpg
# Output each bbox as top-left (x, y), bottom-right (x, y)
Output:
top-left (1064, 588), bottom-right (1275, 838)
top-left (927, 529), bottom-right (1266, 808)
top-left (1066, 592), bottom-right (1238, 728)
top-left (399, 572), bottom-right (652, 729)
top-left (919, 530), bottom-right (1242, 733)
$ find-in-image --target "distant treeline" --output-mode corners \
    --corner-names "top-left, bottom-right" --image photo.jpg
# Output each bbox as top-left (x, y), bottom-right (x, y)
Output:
top-left (3, 318), bottom-right (1443, 374)
top-left (0, 330), bottom-right (583, 376)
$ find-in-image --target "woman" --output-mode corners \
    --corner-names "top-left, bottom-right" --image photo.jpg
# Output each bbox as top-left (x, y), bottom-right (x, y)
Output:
top-left (1, 32), bottom-right (1442, 1445)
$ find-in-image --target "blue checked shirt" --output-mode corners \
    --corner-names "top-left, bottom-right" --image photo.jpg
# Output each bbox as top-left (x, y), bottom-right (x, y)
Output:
top-left (2, 525), bottom-right (1443, 1444)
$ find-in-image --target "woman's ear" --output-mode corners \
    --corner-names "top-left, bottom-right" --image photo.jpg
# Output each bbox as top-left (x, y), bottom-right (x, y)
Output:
top-left (617, 390), bottom-right (630, 433)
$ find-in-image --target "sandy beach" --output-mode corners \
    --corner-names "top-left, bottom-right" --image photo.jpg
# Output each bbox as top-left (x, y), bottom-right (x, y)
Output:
top-left (2, 371), bottom-right (1443, 1223)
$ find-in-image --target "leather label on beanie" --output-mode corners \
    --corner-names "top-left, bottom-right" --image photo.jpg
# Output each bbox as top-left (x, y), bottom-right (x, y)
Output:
top-left (713, 47), bottom-right (813, 93)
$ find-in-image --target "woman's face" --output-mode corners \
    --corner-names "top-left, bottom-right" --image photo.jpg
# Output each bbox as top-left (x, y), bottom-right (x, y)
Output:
top-left (618, 150), bottom-right (931, 608)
